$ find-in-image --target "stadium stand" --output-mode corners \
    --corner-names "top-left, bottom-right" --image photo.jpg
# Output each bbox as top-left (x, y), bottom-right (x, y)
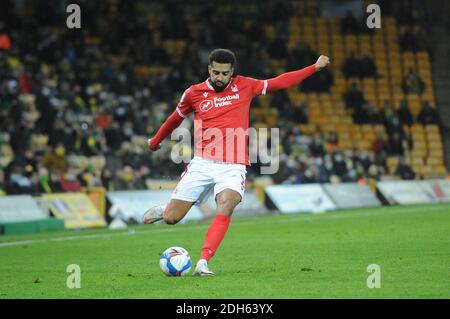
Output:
top-left (0, 0), bottom-right (448, 196)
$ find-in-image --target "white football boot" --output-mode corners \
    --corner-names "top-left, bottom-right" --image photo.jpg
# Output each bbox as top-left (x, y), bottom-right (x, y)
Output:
top-left (143, 206), bottom-right (164, 224)
top-left (193, 259), bottom-right (215, 276)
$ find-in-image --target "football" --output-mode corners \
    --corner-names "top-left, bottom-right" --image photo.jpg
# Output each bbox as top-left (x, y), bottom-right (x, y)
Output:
top-left (159, 246), bottom-right (192, 276)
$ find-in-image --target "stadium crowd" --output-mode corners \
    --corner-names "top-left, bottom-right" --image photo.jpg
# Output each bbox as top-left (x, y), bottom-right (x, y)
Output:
top-left (0, 0), bottom-right (441, 195)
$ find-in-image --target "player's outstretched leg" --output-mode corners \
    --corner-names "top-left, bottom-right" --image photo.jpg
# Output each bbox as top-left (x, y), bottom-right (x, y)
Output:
top-left (193, 189), bottom-right (241, 276)
top-left (143, 199), bottom-right (193, 224)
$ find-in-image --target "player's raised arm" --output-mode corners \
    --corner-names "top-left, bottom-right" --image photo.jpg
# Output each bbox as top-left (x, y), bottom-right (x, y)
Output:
top-left (148, 89), bottom-right (193, 151)
top-left (266, 55), bottom-right (330, 93)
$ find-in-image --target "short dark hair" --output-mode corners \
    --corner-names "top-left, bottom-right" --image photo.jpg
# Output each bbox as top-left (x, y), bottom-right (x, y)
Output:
top-left (209, 49), bottom-right (236, 67)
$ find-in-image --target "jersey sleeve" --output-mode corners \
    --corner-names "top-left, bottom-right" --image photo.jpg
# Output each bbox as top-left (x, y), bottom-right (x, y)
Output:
top-left (242, 76), bottom-right (269, 97)
top-left (175, 88), bottom-right (194, 118)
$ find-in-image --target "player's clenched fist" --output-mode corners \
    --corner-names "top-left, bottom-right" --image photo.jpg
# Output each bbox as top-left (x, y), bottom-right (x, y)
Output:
top-left (315, 55), bottom-right (330, 71)
top-left (147, 138), bottom-right (161, 151)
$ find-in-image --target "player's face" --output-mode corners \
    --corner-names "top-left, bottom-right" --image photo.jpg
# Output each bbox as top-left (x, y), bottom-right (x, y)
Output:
top-left (208, 61), bottom-right (234, 89)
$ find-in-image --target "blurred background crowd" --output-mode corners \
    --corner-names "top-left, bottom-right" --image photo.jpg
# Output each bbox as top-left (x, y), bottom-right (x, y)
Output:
top-left (0, 0), bottom-right (447, 196)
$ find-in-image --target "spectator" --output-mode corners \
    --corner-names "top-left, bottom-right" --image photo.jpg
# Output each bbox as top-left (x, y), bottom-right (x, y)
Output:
top-left (388, 132), bottom-right (405, 156)
top-left (342, 51), bottom-right (360, 78)
top-left (402, 68), bottom-right (425, 95)
top-left (41, 144), bottom-right (69, 175)
top-left (309, 133), bottom-right (325, 157)
top-left (354, 151), bottom-right (373, 174)
top-left (359, 55), bottom-right (377, 78)
top-left (366, 102), bottom-right (383, 124)
top-left (417, 101), bottom-right (439, 125)
top-left (332, 152), bottom-right (347, 178)
top-left (397, 99), bottom-right (414, 125)
top-left (292, 101), bottom-right (309, 124)
top-left (341, 11), bottom-right (361, 34)
top-left (0, 29), bottom-right (11, 52)
top-left (343, 81), bottom-right (365, 111)
top-left (37, 166), bottom-right (53, 193)
top-left (367, 164), bottom-right (381, 181)
top-left (114, 166), bottom-right (135, 190)
top-left (267, 36), bottom-right (288, 60)
top-left (0, 169), bottom-right (5, 196)
top-left (287, 43), bottom-right (316, 70)
top-left (372, 132), bottom-right (389, 166)
top-left (314, 157), bottom-right (330, 183)
top-left (301, 67), bottom-right (333, 92)
top-left (394, 158), bottom-right (416, 180)
top-left (101, 168), bottom-right (116, 191)
top-left (104, 122), bottom-right (127, 150)
top-left (326, 131), bottom-right (339, 151)
top-left (4, 166), bottom-right (34, 195)
top-left (353, 101), bottom-right (371, 124)
top-left (342, 53), bottom-right (377, 78)
top-left (149, 34), bottom-right (169, 66)
top-left (60, 166), bottom-right (82, 192)
top-left (400, 28), bottom-right (426, 52)
top-left (134, 165), bottom-right (152, 190)
top-left (382, 100), bottom-right (397, 131)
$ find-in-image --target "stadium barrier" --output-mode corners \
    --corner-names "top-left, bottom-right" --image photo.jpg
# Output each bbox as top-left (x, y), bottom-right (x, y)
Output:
top-left (41, 193), bottom-right (107, 229)
top-left (265, 184), bottom-right (337, 214)
top-left (106, 190), bottom-right (204, 224)
top-left (265, 180), bottom-right (450, 214)
top-left (376, 180), bottom-right (450, 205)
top-left (82, 187), bottom-right (107, 217)
top-left (0, 195), bottom-right (57, 235)
top-left (0, 195), bottom-right (48, 223)
top-left (265, 183), bottom-right (382, 214)
top-left (0, 218), bottom-right (65, 235)
top-left (323, 183), bottom-right (382, 209)
top-left (200, 188), bottom-right (270, 219)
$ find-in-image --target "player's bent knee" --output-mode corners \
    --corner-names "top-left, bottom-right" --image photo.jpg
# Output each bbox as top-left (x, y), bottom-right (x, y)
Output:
top-left (217, 192), bottom-right (241, 206)
top-left (165, 218), bottom-right (179, 225)
top-left (164, 214), bottom-right (180, 225)
top-left (216, 192), bottom-right (241, 216)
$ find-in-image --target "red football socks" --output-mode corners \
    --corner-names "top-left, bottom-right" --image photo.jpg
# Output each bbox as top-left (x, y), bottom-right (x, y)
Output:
top-left (201, 215), bottom-right (231, 261)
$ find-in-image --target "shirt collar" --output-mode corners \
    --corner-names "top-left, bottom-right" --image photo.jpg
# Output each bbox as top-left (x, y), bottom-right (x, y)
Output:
top-left (205, 78), bottom-right (233, 91)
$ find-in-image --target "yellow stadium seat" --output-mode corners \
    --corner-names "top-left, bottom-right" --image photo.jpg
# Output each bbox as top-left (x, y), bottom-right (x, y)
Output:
top-left (433, 165), bottom-right (448, 175)
top-left (427, 157), bottom-right (443, 166)
top-left (420, 165), bottom-right (434, 179)
top-left (411, 157), bottom-right (424, 166)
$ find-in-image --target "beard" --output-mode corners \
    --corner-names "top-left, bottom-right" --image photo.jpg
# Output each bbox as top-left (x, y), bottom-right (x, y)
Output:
top-left (209, 78), bottom-right (229, 92)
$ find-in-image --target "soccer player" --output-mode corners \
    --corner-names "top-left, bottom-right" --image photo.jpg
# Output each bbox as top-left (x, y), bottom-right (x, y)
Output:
top-left (144, 49), bottom-right (330, 276)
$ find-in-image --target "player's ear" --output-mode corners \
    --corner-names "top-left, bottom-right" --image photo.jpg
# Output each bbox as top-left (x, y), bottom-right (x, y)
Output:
top-left (208, 64), bottom-right (212, 74)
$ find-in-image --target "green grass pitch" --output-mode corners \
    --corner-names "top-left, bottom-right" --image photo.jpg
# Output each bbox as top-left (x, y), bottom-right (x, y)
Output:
top-left (0, 203), bottom-right (449, 298)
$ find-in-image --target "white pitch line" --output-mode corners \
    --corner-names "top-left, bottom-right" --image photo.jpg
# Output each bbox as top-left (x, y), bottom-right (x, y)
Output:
top-left (0, 233), bottom-right (115, 247)
top-left (0, 205), bottom-right (446, 248)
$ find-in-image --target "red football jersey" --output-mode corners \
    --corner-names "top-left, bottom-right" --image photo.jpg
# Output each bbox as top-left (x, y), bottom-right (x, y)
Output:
top-left (175, 76), bottom-right (268, 165)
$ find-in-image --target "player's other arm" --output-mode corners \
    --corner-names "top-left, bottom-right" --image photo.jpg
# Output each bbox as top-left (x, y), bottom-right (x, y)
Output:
top-left (148, 89), bottom-right (192, 151)
top-left (266, 55), bottom-right (330, 93)
top-left (147, 111), bottom-right (184, 151)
